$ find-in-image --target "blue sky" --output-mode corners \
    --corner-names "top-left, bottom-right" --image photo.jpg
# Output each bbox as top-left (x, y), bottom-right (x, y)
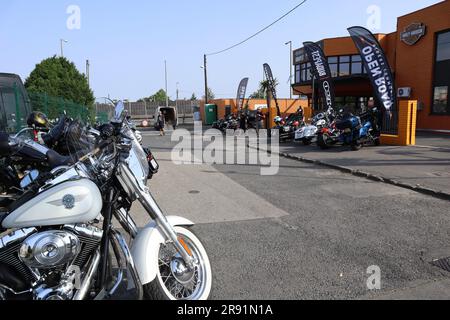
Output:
top-left (0, 0), bottom-right (443, 101)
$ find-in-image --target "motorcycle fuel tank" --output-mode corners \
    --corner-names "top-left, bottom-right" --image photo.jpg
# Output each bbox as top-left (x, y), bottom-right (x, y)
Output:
top-left (2, 179), bottom-right (102, 229)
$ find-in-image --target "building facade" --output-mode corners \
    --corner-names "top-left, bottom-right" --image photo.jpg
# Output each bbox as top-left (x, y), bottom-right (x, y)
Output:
top-left (292, 0), bottom-right (450, 132)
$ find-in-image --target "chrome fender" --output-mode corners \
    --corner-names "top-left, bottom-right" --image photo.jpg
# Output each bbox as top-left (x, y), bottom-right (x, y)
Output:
top-left (131, 216), bottom-right (194, 285)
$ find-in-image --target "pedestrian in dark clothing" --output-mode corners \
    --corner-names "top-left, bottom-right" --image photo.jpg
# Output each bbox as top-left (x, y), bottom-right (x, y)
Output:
top-left (239, 112), bottom-right (248, 132)
top-left (157, 111), bottom-right (165, 136)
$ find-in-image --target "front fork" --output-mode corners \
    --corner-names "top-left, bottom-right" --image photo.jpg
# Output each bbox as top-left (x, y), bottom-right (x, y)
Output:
top-left (118, 163), bottom-right (195, 268)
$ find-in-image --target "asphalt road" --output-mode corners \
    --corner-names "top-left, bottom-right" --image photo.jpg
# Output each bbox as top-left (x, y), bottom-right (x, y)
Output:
top-left (133, 131), bottom-right (450, 300)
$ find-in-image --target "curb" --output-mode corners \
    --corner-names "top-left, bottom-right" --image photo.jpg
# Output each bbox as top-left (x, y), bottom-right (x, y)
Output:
top-left (250, 145), bottom-right (450, 202)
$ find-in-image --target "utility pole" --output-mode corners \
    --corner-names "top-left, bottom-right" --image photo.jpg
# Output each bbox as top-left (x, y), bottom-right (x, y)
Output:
top-left (285, 41), bottom-right (293, 100)
top-left (164, 60), bottom-right (169, 108)
top-left (86, 59), bottom-right (90, 86)
top-left (203, 54), bottom-right (209, 105)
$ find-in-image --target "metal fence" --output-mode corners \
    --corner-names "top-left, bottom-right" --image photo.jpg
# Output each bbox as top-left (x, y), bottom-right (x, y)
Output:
top-left (29, 92), bottom-right (94, 123)
top-left (95, 100), bottom-right (199, 121)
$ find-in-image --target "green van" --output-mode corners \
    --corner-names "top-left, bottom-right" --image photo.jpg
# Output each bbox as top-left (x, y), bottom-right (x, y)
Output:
top-left (0, 73), bottom-right (32, 134)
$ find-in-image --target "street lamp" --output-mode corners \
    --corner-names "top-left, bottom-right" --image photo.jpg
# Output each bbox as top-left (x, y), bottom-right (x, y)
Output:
top-left (60, 39), bottom-right (68, 58)
top-left (285, 41), bottom-right (293, 100)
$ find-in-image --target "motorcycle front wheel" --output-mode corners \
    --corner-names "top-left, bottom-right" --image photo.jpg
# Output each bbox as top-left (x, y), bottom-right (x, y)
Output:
top-left (143, 227), bottom-right (212, 300)
top-left (317, 134), bottom-right (331, 150)
top-left (351, 141), bottom-right (363, 151)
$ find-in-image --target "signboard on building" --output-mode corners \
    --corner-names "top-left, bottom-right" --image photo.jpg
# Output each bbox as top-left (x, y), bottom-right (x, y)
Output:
top-left (401, 23), bottom-right (427, 46)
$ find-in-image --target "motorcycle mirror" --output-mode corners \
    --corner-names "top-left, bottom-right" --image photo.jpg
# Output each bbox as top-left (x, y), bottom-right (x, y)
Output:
top-left (114, 101), bottom-right (125, 122)
top-left (20, 170), bottom-right (40, 189)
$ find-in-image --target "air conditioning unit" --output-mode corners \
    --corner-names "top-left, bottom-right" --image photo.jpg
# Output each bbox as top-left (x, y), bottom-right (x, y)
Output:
top-left (397, 87), bottom-right (412, 98)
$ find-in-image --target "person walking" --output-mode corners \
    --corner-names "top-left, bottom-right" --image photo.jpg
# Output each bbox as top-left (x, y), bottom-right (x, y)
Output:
top-left (256, 109), bottom-right (265, 135)
top-left (157, 111), bottom-right (166, 136)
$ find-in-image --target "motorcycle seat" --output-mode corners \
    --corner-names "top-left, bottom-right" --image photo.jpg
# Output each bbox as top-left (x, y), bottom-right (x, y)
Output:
top-left (0, 132), bottom-right (11, 157)
top-left (46, 150), bottom-right (74, 169)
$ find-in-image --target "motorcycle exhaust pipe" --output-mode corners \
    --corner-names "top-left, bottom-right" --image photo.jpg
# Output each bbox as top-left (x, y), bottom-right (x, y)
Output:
top-left (73, 249), bottom-right (101, 301)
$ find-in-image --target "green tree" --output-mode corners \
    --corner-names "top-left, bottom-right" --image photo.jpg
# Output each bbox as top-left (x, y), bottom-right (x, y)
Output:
top-left (139, 89), bottom-right (170, 104)
top-left (190, 93), bottom-right (197, 101)
top-left (202, 87), bottom-right (215, 100)
top-left (25, 56), bottom-right (94, 121)
top-left (25, 56), bottom-right (94, 107)
top-left (249, 79), bottom-right (280, 99)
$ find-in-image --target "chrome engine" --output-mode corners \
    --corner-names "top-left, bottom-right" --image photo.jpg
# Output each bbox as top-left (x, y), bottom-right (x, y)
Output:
top-left (0, 224), bottom-right (102, 300)
top-left (19, 231), bottom-right (81, 269)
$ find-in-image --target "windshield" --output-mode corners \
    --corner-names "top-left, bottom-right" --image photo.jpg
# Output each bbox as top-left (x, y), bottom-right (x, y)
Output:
top-left (62, 120), bottom-right (96, 162)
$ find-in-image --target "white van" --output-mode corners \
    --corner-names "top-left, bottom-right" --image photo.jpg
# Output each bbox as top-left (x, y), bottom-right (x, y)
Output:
top-left (154, 106), bottom-right (178, 130)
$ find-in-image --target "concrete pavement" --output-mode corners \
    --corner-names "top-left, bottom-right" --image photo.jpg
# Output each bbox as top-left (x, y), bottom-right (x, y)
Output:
top-left (273, 133), bottom-right (450, 197)
top-left (131, 133), bottom-right (450, 300)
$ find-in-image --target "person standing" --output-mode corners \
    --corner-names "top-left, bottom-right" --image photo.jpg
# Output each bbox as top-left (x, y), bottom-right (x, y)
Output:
top-left (239, 111), bottom-right (248, 133)
top-left (256, 109), bottom-right (265, 135)
top-left (157, 111), bottom-right (166, 136)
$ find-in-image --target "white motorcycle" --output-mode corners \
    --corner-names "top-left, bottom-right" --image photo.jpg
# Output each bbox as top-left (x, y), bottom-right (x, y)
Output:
top-left (294, 108), bottom-right (335, 146)
top-left (0, 102), bottom-right (212, 300)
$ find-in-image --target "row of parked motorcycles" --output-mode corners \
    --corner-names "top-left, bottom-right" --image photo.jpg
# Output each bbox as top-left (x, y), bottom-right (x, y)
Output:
top-left (212, 107), bottom-right (380, 152)
top-left (293, 107), bottom-right (381, 151)
top-left (0, 102), bottom-right (212, 300)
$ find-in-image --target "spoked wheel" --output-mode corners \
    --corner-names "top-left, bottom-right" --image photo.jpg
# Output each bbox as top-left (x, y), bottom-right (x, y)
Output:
top-left (143, 227), bottom-right (212, 300)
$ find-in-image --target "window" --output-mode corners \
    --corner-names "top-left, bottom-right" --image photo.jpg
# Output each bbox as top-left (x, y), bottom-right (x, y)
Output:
top-left (295, 64), bottom-right (301, 84)
top-left (294, 49), bottom-right (307, 64)
top-left (436, 31), bottom-right (450, 62)
top-left (306, 62), bottom-right (312, 81)
top-left (351, 55), bottom-right (363, 74)
top-left (295, 54), bottom-right (366, 82)
top-left (339, 56), bottom-right (350, 76)
top-left (328, 56), bottom-right (338, 77)
top-left (432, 86), bottom-right (448, 114)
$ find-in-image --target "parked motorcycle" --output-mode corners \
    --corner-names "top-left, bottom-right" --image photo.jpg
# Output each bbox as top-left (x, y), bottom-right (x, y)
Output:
top-left (0, 102), bottom-right (211, 300)
top-left (295, 108), bottom-right (334, 145)
top-left (212, 114), bottom-right (238, 133)
top-left (317, 109), bottom-right (345, 150)
top-left (334, 107), bottom-right (381, 151)
top-left (1, 110), bottom-right (158, 199)
top-left (273, 115), bottom-right (303, 142)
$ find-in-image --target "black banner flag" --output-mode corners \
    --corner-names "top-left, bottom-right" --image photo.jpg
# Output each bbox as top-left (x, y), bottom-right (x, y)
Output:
top-left (348, 26), bottom-right (396, 111)
top-left (303, 41), bottom-right (336, 111)
top-left (263, 63), bottom-right (281, 117)
top-left (236, 78), bottom-right (249, 112)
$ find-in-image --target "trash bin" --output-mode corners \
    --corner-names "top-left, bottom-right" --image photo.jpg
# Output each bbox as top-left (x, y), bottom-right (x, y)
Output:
top-left (204, 104), bottom-right (217, 126)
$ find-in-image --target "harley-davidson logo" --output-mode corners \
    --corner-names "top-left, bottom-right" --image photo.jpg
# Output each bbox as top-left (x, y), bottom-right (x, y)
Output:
top-left (47, 194), bottom-right (87, 209)
top-left (401, 23), bottom-right (426, 46)
top-left (62, 194), bottom-right (76, 210)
